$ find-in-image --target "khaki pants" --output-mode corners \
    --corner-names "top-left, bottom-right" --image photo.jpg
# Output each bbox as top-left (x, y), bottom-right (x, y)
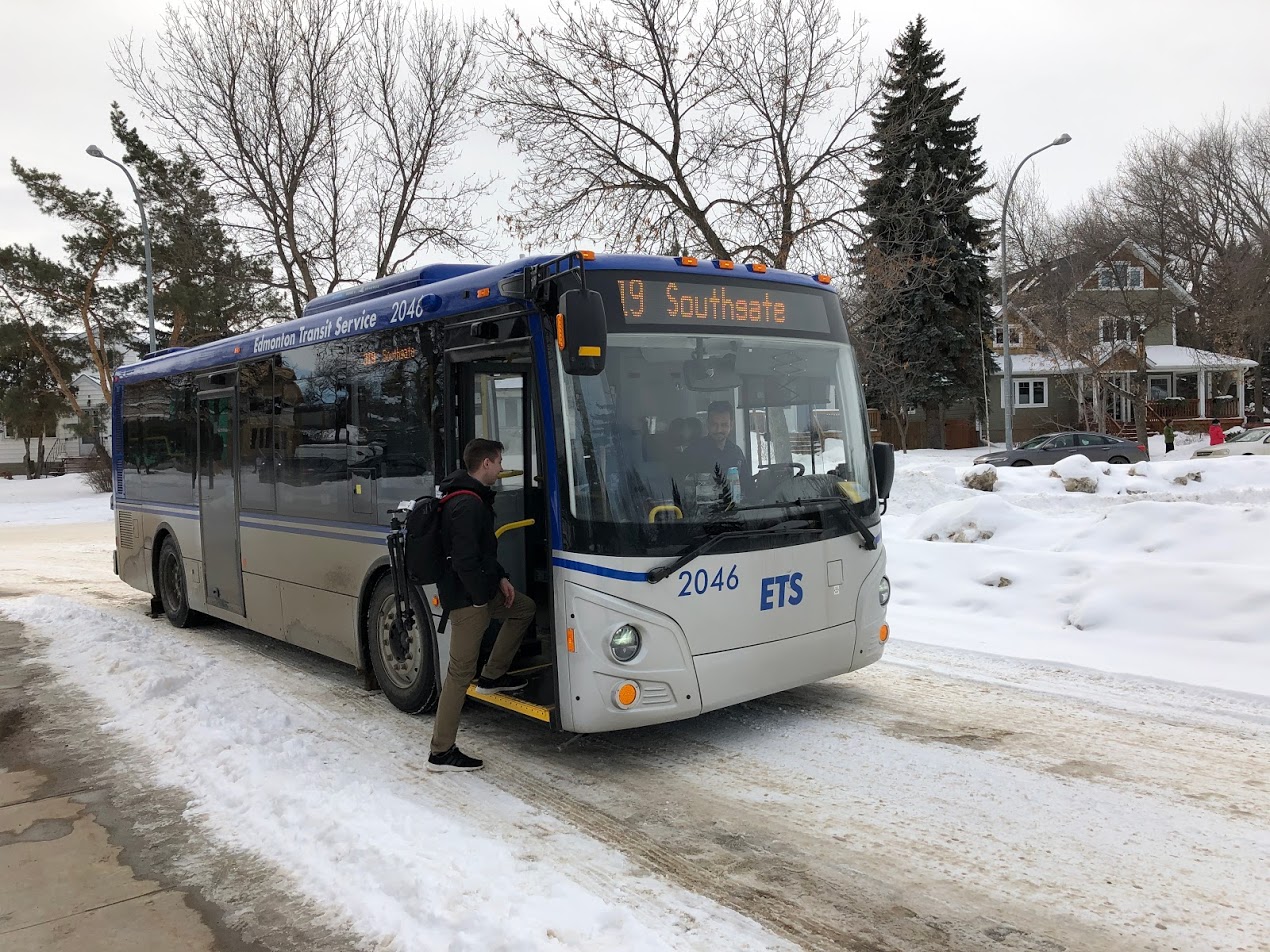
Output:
top-left (430, 591), bottom-right (536, 755)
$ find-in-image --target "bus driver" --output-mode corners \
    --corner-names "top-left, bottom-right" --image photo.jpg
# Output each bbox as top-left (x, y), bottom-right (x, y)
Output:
top-left (685, 400), bottom-right (752, 490)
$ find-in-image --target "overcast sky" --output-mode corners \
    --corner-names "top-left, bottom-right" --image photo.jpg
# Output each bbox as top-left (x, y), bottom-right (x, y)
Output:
top-left (3, 0), bottom-right (1268, 267)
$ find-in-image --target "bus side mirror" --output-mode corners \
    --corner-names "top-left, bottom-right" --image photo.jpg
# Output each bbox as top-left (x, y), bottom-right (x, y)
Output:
top-left (872, 442), bottom-right (895, 501)
top-left (557, 289), bottom-right (607, 376)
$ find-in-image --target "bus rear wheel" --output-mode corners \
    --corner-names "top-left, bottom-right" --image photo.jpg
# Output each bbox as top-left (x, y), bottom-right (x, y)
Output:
top-left (367, 575), bottom-right (438, 714)
top-left (157, 536), bottom-right (197, 628)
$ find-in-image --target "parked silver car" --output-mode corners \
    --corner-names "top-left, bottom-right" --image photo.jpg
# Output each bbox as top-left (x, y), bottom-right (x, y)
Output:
top-left (975, 431), bottom-right (1149, 467)
top-left (1192, 427), bottom-right (1270, 458)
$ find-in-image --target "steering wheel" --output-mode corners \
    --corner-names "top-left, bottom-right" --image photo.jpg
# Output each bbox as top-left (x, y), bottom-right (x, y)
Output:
top-left (759, 462), bottom-right (805, 477)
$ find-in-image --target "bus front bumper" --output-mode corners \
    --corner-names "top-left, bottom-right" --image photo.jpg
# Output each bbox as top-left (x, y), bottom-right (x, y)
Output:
top-left (694, 620), bottom-right (859, 713)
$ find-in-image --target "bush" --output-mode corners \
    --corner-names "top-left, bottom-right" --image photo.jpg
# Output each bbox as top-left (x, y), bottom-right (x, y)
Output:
top-left (84, 451), bottom-right (113, 494)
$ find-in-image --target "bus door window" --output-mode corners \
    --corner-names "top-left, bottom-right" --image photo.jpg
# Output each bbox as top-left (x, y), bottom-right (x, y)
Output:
top-left (239, 360), bottom-right (277, 511)
top-left (469, 368), bottom-right (532, 594)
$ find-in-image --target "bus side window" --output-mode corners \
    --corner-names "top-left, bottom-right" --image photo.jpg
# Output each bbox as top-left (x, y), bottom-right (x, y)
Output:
top-left (349, 327), bottom-right (434, 524)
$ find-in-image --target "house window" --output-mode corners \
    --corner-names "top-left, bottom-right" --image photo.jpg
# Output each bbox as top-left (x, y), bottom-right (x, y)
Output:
top-left (1148, 375), bottom-right (1171, 401)
top-left (1100, 317), bottom-right (1144, 344)
top-left (993, 324), bottom-right (1022, 347)
top-left (1002, 378), bottom-right (1048, 409)
top-left (1098, 262), bottom-right (1145, 290)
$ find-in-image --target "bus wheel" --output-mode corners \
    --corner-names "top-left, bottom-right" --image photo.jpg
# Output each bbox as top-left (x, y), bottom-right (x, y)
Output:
top-left (366, 575), bottom-right (438, 714)
top-left (157, 536), bottom-right (197, 628)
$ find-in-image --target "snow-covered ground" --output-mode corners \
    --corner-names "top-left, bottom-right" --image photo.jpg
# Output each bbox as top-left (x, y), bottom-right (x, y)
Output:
top-left (1, 450), bottom-right (1268, 951)
top-left (886, 448), bottom-right (1270, 695)
top-left (0, 473), bottom-right (112, 525)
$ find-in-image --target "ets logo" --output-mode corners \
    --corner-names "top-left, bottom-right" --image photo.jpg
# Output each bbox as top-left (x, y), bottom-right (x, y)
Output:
top-left (760, 572), bottom-right (804, 611)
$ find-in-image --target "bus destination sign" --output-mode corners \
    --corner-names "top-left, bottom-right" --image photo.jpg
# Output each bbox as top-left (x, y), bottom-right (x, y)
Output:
top-left (598, 274), bottom-right (833, 335)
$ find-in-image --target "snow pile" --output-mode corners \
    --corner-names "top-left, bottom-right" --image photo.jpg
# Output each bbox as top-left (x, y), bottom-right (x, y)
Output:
top-left (0, 596), bottom-right (781, 952)
top-left (0, 473), bottom-right (112, 525)
top-left (887, 452), bottom-right (1270, 696)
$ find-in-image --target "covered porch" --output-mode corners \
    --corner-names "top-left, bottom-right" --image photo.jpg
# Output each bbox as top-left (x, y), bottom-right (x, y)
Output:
top-left (1076, 348), bottom-right (1257, 433)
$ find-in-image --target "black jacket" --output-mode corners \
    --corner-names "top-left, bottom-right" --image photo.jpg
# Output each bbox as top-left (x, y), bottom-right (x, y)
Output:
top-left (437, 469), bottom-right (506, 610)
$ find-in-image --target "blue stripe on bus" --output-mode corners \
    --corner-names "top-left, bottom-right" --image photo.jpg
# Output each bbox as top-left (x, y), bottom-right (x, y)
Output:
top-left (552, 557), bottom-right (648, 583)
top-left (531, 319), bottom-right (564, 550)
top-left (239, 519), bottom-right (388, 546)
top-left (116, 502), bottom-right (199, 520)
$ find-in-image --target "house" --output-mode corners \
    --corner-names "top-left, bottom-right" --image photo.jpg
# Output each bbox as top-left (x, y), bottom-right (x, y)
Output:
top-left (987, 239), bottom-right (1257, 442)
top-left (0, 352), bottom-right (136, 472)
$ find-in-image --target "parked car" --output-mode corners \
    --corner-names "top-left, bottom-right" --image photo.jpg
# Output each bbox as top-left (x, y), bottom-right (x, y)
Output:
top-left (1192, 427), bottom-right (1270, 458)
top-left (974, 431), bottom-right (1149, 467)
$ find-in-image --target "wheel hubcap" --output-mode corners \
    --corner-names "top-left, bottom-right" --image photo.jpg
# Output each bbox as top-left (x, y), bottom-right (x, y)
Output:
top-left (376, 598), bottom-right (421, 690)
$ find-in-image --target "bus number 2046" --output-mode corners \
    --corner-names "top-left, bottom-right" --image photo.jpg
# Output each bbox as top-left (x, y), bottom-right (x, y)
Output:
top-left (677, 566), bottom-right (740, 597)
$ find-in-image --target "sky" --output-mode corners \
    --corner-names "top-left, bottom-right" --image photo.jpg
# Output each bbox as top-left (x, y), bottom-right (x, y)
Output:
top-left (3, 0), bottom-right (1269, 267)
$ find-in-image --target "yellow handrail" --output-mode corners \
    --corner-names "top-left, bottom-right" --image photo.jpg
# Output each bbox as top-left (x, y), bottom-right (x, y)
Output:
top-left (498, 469), bottom-right (524, 479)
top-left (495, 518), bottom-right (536, 539)
top-left (648, 505), bottom-right (683, 523)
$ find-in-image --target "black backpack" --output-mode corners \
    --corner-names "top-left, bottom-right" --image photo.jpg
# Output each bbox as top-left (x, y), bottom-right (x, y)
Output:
top-left (403, 490), bottom-right (480, 584)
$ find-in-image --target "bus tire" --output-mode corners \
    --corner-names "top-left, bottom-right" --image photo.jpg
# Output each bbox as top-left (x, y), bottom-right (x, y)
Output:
top-left (366, 574), bottom-right (438, 715)
top-left (157, 535), bottom-right (198, 628)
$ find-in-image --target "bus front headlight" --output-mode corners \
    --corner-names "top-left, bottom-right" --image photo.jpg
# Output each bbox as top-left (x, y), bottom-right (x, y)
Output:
top-left (610, 624), bottom-right (641, 663)
top-left (879, 577), bottom-right (891, 606)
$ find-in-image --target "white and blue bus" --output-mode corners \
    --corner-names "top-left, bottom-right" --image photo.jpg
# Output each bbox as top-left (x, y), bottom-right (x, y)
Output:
top-left (111, 252), bottom-right (894, 732)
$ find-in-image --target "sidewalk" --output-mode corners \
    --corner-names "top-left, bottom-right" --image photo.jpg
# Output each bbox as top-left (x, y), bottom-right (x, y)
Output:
top-left (0, 617), bottom-right (257, 952)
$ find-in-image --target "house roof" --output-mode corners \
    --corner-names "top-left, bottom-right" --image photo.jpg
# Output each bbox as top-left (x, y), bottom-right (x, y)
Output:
top-left (1143, 345), bottom-right (1258, 372)
top-left (995, 344), bottom-right (1257, 375)
top-left (1004, 238), bottom-right (1199, 309)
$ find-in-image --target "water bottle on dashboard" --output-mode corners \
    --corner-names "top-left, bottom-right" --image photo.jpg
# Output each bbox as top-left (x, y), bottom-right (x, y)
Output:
top-left (726, 466), bottom-right (742, 504)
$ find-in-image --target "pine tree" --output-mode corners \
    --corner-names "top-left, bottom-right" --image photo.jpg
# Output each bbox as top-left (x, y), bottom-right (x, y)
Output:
top-left (109, 105), bottom-right (286, 346)
top-left (855, 16), bottom-right (995, 449)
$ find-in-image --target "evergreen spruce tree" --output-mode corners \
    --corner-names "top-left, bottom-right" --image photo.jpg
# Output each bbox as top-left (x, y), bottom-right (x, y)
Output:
top-left (855, 16), bottom-right (995, 449)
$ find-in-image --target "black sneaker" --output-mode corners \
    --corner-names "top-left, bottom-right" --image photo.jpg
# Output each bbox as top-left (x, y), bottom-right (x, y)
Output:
top-left (474, 673), bottom-right (528, 695)
top-left (426, 746), bottom-right (483, 772)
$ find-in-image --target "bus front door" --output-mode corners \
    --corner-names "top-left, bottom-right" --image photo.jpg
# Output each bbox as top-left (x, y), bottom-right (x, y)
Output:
top-left (197, 390), bottom-right (245, 616)
top-left (463, 364), bottom-right (537, 596)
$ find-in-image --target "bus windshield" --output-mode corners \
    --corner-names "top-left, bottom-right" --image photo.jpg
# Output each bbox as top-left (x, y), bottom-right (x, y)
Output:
top-left (555, 331), bottom-right (875, 557)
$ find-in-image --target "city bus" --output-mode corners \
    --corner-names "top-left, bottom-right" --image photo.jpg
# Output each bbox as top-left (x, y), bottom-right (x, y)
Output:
top-left (111, 252), bottom-right (894, 732)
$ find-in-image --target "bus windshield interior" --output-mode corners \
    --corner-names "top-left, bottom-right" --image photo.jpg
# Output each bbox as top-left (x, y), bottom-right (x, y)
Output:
top-left (556, 332), bottom-right (875, 552)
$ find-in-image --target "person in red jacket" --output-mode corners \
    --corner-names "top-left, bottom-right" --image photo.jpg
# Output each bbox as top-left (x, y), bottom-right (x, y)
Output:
top-left (1209, 419), bottom-right (1226, 445)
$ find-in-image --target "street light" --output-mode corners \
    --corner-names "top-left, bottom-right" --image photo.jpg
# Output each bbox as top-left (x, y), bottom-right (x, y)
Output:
top-left (86, 145), bottom-right (156, 354)
top-left (1000, 133), bottom-right (1071, 449)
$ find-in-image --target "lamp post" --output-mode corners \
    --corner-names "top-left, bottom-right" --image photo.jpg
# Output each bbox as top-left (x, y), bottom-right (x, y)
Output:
top-left (86, 145), bottom-right (156, 354)
top-left (1000, 133), bottom-right (1071, 449)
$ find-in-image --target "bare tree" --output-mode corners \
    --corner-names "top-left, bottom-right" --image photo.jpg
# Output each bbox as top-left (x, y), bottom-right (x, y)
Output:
top-left (982, 160), bottom-right (1062, 276)
top-left (480, 0), bottom-right (876, 269)
top-left (114, 0), bottom-right (488, 316)
top-left (713, 0), bottom-right (877, 267)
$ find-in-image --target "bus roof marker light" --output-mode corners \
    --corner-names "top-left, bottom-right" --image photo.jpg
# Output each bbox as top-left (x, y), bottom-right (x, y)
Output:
top-left (747, 262), bottom-right (768, 273)
top-left (816, 274), bottom-right (832, 284)
top-left (476, 287), bottom-right (490, 299)
top-left (579, 250), bottom-right (596, 261)
top-left (677, 255), bottom-right (699, 267)
top-left (714, 259), bottom-right (735, 270)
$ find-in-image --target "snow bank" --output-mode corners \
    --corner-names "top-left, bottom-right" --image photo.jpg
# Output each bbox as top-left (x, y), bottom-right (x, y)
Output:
top-left (0, 596), bottom-right (781, 952)
top-left (0, 473), bottom-right (112, 525)
top-left (886, 452), bottom-right (1270, 696)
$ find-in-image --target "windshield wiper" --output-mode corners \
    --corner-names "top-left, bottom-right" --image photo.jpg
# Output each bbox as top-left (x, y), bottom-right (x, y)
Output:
top-left (802, 496), bottom-right (877, 551)
top-left (646, 519), bottom-right (820, 583)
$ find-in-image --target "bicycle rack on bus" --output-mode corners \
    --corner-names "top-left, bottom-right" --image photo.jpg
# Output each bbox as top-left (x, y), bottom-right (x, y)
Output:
top-left (384, 507), bottom-right (417, 658)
